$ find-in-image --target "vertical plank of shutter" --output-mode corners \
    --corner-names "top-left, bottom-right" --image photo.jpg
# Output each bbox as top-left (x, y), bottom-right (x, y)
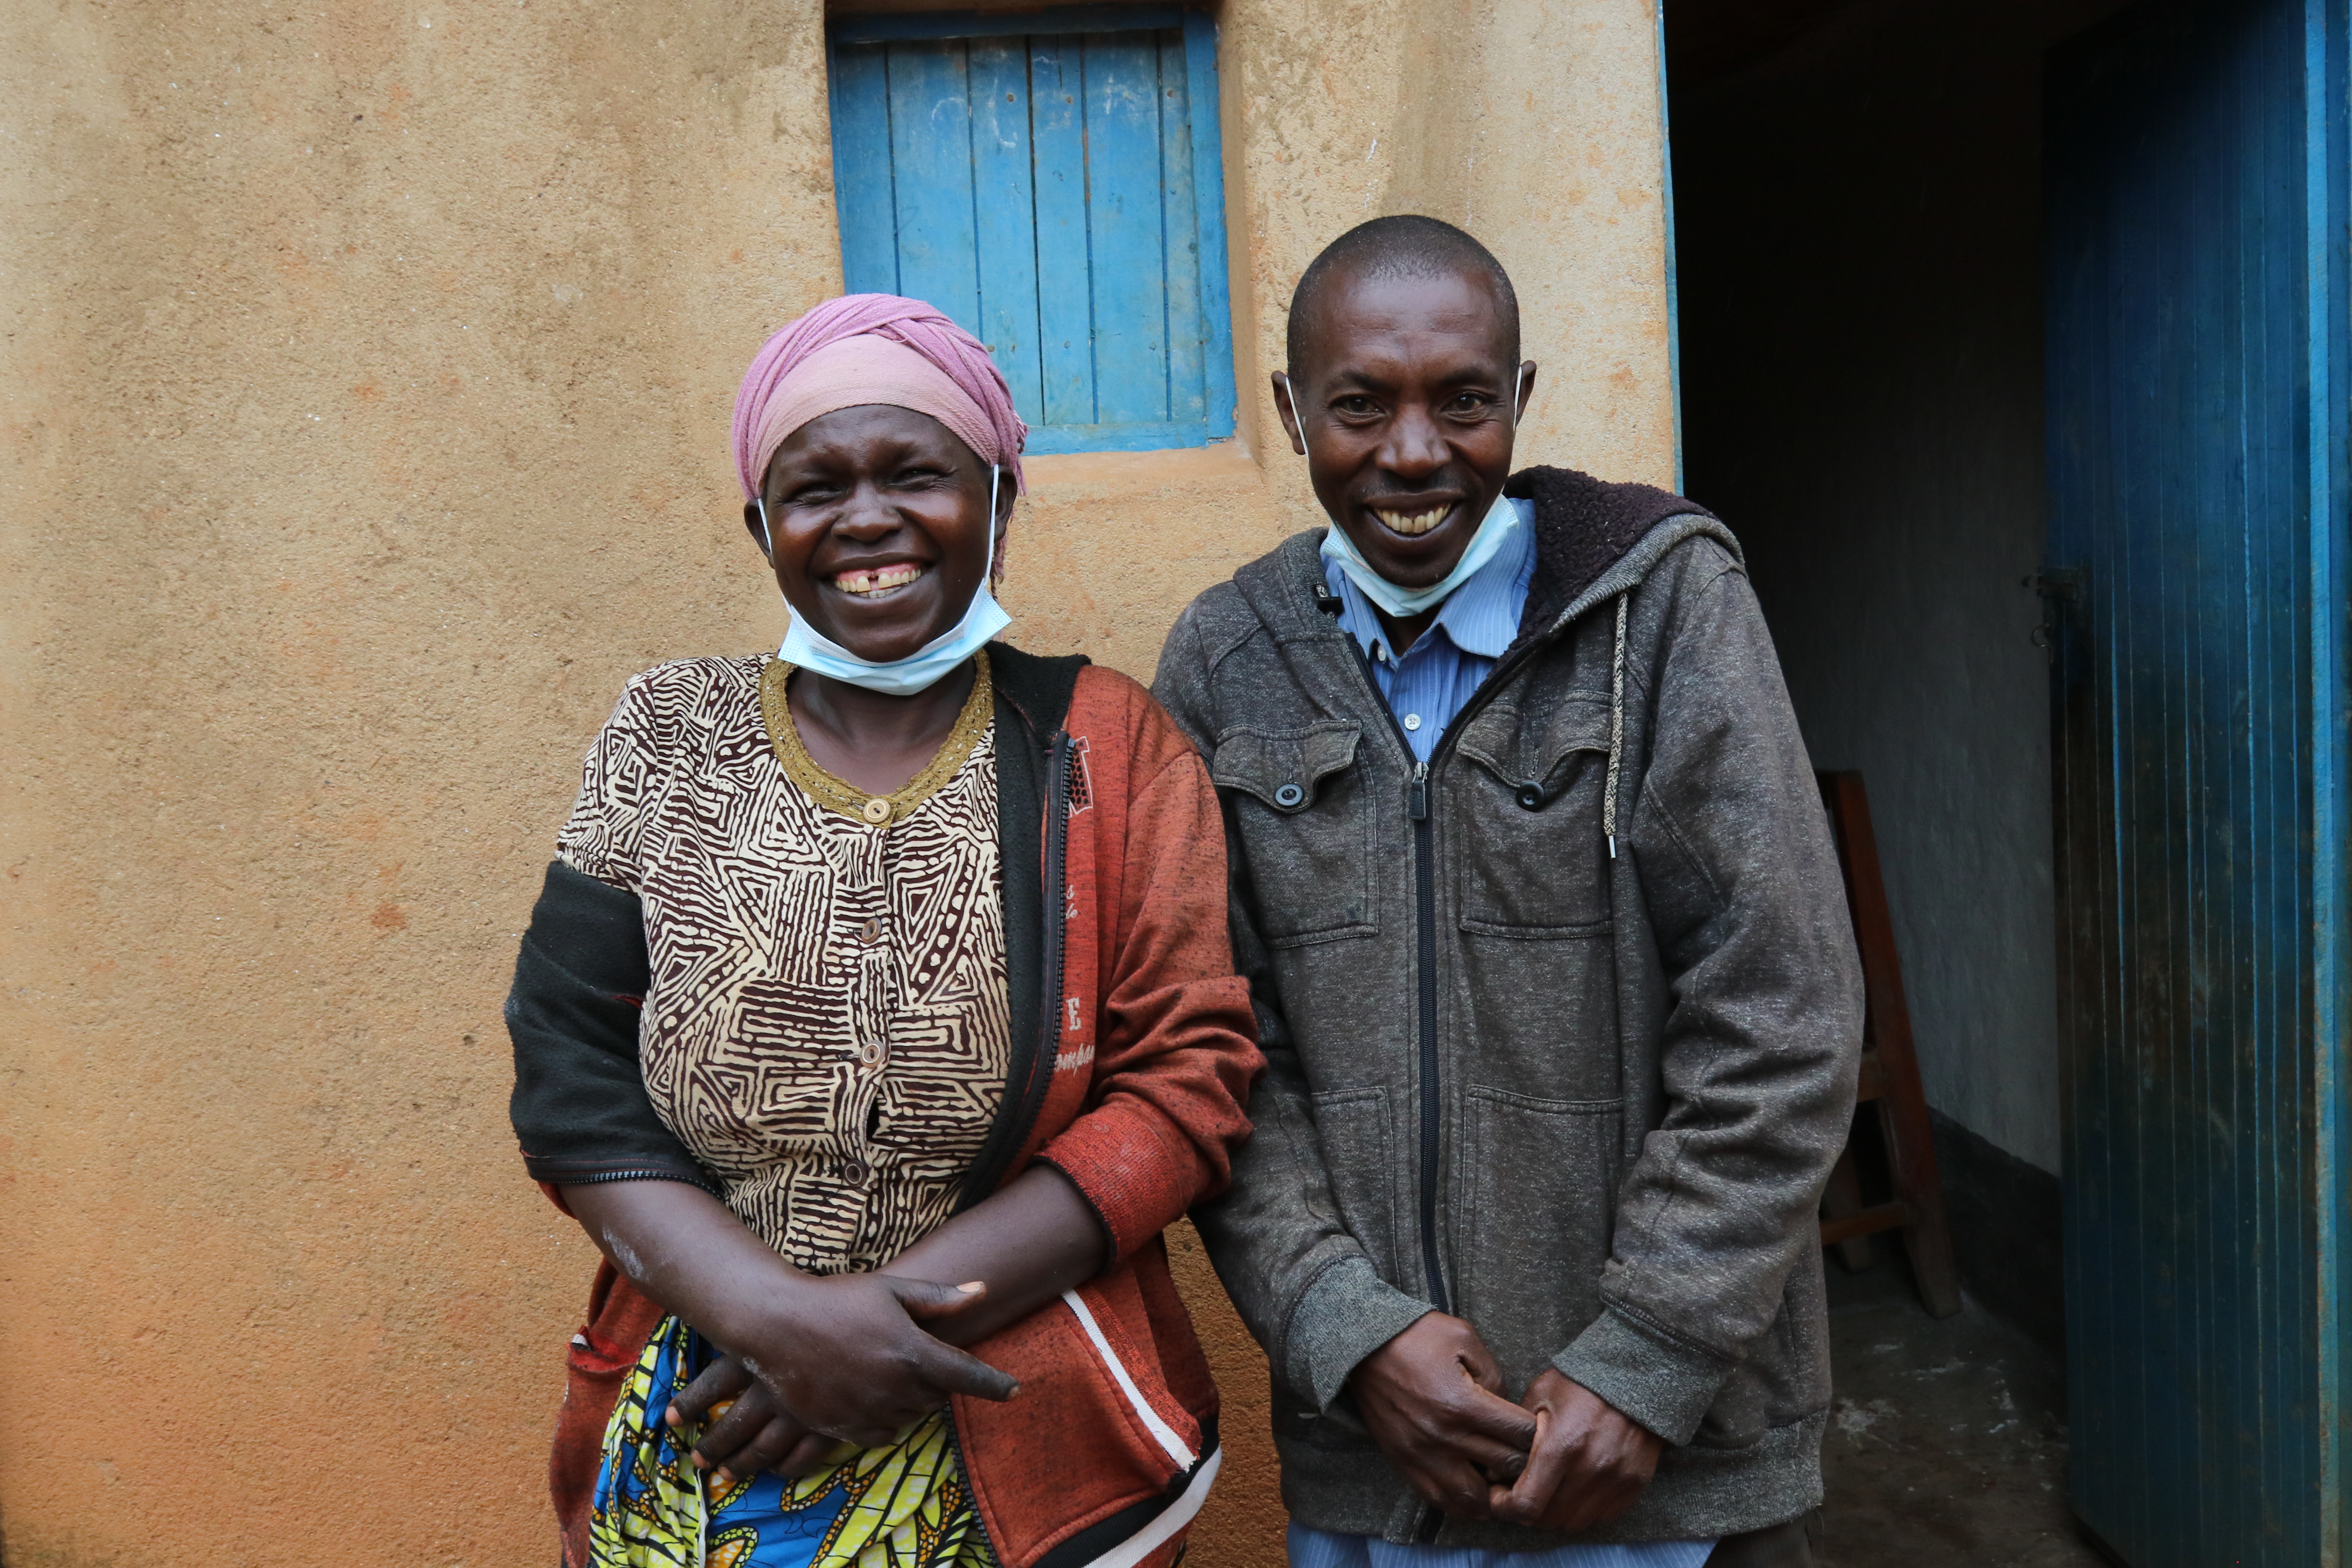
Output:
top-left (1030, 35), bottom-right (1095, 426)
top-left (1183, 11), bottom-right (1237, 439)
top-left (1082, 31), bottom-right (1170, 424)
top-left (887, 39), bottom-right (982, 334)
top-left (1157, 27), bottom-right (1205, 422)
top-left (969, 38), bottom-right (1044, 424)
top-left (830, 41), bottom-right (900, 296)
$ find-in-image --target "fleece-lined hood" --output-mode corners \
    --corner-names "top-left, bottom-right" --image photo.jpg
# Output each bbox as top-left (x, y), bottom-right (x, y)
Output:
top-left (1503, 465), bottom-right (1730, 643)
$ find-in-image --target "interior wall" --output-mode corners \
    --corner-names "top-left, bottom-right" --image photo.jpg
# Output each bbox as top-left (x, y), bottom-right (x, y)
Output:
top-left (1669, 0), bottom-right (2130, 1179)
top-left (0, 2), bottom-right (1674, 1562)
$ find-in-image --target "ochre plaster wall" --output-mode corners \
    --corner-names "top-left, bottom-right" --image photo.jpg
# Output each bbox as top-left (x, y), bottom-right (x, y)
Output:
top-left (0, 2), bottom-right (1670, 1562)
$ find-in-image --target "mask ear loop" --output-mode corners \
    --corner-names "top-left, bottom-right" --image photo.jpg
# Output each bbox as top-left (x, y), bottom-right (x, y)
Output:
top-left (756, 497), bottom-right (773, 557)
top-left (984, 464), bottom-right (1001, 584)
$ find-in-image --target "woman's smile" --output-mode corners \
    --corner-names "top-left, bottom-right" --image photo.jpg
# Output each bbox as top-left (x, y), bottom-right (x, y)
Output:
top-left (830, 561), bottom-right (930, 599)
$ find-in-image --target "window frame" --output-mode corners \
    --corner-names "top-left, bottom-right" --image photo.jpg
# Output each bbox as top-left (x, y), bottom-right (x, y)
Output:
top-left (826, 5), bottom-right (1238, 455)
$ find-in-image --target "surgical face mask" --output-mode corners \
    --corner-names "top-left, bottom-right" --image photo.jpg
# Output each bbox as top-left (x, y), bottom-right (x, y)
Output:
top-left (1322, 489), bottom-right (1527, 618)
top-left (767, 463), bottom-right (1011, 697)
top-left (1288, 364), bottom-right (1526, 617)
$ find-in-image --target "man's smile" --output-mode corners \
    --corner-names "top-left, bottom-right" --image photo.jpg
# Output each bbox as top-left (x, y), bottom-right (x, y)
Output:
top-left (1371, 505), bottom-right (1454, 538)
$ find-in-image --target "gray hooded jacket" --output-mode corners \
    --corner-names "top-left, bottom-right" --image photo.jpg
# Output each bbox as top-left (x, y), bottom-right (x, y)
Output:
top-left (1150, 468), bottom-right (1863, 1548)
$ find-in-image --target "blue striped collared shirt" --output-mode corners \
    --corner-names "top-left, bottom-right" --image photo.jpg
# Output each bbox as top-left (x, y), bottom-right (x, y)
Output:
top-left (1324, 497), bottom-right (1538, 763)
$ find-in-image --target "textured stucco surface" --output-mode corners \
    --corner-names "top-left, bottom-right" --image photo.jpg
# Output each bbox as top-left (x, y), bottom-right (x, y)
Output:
top-left (0, 2), bottom-right (1669, 1562)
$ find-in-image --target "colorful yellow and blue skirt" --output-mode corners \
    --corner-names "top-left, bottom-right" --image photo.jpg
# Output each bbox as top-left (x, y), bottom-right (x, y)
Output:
top-left (590, 1315), bottom-right (998, 1568)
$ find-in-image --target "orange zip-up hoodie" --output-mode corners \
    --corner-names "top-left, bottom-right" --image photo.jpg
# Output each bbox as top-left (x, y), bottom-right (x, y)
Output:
top-left (508, 648), bottom-right (1263, 1568)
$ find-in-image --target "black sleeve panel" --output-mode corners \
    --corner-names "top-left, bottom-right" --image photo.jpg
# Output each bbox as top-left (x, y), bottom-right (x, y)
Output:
top-left (505, 858), bottom-right (718, 1194)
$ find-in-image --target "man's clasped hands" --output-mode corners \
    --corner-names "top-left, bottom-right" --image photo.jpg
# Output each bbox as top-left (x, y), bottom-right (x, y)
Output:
top-left (1349, 1312), bottom-right (1663, 1532)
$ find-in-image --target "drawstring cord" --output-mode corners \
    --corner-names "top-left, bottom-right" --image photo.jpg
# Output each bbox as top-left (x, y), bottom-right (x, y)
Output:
top-left (1604, 593), bottom-right (1628, 859)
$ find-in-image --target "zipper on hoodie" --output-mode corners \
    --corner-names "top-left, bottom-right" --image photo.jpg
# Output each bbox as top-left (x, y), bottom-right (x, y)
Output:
top-left (1040, 729), bottom-right (1073, 1087)
top-left (956, 725), bottom-right (1072, 1209)
top-left (945, 726), bottom-right (1072, 1567)
top-left (1339, 634), bottom-right (1455, 1316)
top-left (1005, 729), bottom-right (1073, 1180)
top-left (1406, 755), bottom-right (1447, 1317)
top-left (1338, 616), bottom-right (1563, 1321)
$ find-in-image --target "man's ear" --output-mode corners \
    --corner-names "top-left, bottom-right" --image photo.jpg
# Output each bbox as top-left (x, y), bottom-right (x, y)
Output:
top-left (1272, 372), bottom-right (1308, 456)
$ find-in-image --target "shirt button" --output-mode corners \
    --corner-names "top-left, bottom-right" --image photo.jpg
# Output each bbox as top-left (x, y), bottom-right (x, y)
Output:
top-left (1403, 713), bottom-right (1423, 732)
top-left (858, 916), bottom-right (882, 945)
top-left (858, 1038), bottom-right (889, 1068)
top-left (842, 1158), bottom-right (871, 1185)
top-left (860, 796), bottom-right (892, 825)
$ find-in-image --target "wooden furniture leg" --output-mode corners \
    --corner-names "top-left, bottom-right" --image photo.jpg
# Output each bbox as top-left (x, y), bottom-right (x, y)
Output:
top-left (1816, 770), bottom-right (1963, 1318)
top-left (1818, 1143), bottom-right (1877, 1272)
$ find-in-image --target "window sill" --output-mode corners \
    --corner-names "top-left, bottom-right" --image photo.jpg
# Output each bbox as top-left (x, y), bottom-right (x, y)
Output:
top-left (1022, 438), bottom-right (1264, 497)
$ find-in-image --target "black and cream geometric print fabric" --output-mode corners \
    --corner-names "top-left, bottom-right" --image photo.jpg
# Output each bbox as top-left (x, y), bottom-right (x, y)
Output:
top-left (559, 657), bottom-right (1011, 1275)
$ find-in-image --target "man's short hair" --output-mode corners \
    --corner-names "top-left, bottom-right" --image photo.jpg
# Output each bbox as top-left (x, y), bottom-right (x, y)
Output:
top-left (1286, 215), bottom-right (1521, 374)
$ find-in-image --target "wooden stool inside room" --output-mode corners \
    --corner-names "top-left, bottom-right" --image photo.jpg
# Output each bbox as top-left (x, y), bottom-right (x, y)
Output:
top-left (1815, 770), bottom-right (1963, 1318)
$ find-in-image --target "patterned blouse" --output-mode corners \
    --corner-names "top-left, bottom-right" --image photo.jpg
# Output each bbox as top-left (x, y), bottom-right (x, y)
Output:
top-left (557, 652), bottom-right (1010, 1275)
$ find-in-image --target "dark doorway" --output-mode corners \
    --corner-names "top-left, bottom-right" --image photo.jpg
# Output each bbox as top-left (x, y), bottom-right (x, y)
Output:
top-left (1666, 0), bottom-right (2352, 1560)
top-left (1665, 0), bottom-right (2130, 1348)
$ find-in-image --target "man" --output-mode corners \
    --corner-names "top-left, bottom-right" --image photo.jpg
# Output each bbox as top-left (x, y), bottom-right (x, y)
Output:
top-left (1152, 216), bottom-right (1862, 1567)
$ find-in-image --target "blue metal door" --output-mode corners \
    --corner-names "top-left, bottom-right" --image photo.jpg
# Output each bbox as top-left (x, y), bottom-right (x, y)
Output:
top-left (2044, 0), bottom-right (2350, 1559)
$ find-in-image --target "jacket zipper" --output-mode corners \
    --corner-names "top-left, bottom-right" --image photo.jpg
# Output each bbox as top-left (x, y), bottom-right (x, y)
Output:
top-left (1406, 755), bottom-right (1446, 1316)
top-left (557, 1166), bottom-right (723, 1197)
top-left (1039, 728), bottom-right (1073, 1097)
top-left (1337, 619), bottom-right (1565, 1320)
top-left (948, 726), bottom-right (1072, 1565)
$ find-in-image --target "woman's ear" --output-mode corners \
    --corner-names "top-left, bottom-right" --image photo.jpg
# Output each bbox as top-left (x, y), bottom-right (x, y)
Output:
top-left (743, 499), bottom-right (772, 561)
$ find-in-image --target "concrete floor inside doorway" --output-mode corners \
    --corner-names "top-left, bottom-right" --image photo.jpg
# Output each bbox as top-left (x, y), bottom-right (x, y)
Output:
top-left (1820, 1261), bottom-right (2101, 1566)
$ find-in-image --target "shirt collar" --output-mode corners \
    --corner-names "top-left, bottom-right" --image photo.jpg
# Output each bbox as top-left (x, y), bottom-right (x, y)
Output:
top-left (1323, 496), bottom-right (1536, 664)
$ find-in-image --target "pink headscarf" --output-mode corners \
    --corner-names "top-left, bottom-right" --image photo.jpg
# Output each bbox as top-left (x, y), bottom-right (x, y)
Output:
top-left (732, 294), bottom-right (1029, 500)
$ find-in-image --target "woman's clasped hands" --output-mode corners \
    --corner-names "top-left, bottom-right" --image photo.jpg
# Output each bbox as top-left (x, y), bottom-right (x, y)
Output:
top-left (665, 1269), bottom-right (1019, 1487)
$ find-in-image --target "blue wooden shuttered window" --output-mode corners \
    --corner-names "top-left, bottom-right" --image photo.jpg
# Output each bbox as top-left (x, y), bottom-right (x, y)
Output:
top-left (827, 7), bottom-right (1236, 454)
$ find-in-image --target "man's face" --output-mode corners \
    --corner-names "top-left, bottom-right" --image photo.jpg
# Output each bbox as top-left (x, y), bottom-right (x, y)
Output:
top-left (1277, 266), bottom-right (1535, 590)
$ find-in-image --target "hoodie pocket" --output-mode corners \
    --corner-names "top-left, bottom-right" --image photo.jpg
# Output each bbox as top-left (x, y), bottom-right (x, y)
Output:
top-left (1213, 723), bottom-right (1375, 947)
top-left (1308, 1084), bottom-right (1403, 1285)
top-left (954, 1265), bottom-right (1207, 1568)
top-left (1456, 1085), bottom-right (1622, 1387)
top-left (1454, 697), bottom-right (1613, 936)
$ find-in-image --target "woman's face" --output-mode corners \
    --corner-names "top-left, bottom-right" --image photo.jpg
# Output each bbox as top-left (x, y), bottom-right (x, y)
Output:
top-left (747, 404), bottom-right (1010, 665)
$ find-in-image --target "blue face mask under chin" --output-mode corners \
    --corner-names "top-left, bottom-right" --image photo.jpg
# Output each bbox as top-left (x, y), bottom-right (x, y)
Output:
top-left (764, 464), bottom-right (1012, 698)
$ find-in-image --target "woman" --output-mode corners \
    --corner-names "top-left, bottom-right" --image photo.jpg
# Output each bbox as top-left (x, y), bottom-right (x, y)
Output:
top-left (507, 295), bottom-right (1262, 1568)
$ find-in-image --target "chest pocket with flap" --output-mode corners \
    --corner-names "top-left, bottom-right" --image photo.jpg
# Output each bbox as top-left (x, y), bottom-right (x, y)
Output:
top-left (1212, 721), bottom-right (1374, 946)
top-left (1452, 696), bottom-right (1614, 936)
